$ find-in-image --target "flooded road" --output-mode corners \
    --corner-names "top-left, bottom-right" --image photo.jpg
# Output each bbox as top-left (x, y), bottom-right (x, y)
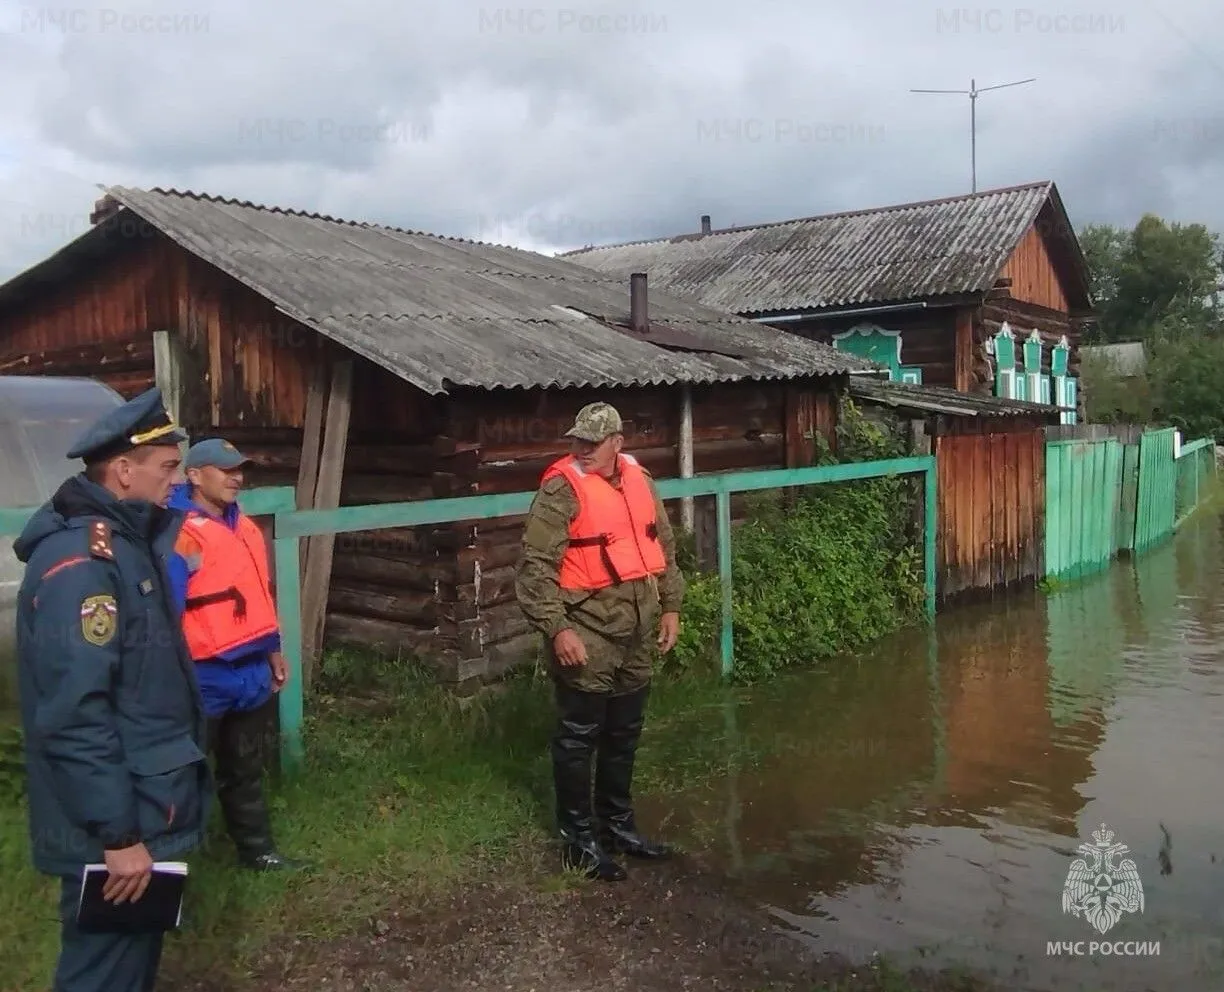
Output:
top-left (645, 507), bottom-right (1224, 991)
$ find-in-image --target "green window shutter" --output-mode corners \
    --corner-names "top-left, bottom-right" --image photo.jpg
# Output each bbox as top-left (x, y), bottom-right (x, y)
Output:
top-left (1051, 336), bottom-right (1070, 376)
top-left (1023, 330), bottom-right (1042, 372)
top-left (832, 324), bottom-right (903, 379)
top-left (993, 323), bottom-right (1016, 370)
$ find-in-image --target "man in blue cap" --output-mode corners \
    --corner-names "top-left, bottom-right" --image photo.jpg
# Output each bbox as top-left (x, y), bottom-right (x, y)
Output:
top-left (165, 437), bottom-right (303, 872)
top-left (13, 386), bottom-right (212, 992)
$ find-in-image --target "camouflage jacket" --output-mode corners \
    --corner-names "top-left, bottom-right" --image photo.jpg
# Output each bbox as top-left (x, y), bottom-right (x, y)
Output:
top-left (514, 466), bottom-right (685, 641)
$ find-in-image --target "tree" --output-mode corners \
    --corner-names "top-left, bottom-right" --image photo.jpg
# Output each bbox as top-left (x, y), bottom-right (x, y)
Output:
top-left (1077, 215), bottom-right (1222, 343)
top-left (1147, 335), bottom-right (1224, 441)
top-left (1078, 223), bottom-right (1128, 343)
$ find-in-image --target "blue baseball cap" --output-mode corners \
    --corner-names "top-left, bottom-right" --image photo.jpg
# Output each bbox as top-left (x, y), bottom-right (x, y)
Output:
top-left (184, 438), bottom-right (253, 470)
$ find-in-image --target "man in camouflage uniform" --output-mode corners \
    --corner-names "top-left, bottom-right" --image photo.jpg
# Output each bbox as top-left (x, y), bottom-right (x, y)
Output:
top-left (515, 402), bottom-right (684, 881)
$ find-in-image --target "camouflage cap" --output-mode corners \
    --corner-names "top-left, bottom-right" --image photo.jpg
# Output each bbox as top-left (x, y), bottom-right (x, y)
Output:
top-left (564, 402), bottom-right (624, 442)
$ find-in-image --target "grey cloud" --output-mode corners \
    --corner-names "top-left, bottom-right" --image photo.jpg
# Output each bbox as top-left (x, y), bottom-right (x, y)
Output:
top-left (1, 0), bottom-right (1222, 283)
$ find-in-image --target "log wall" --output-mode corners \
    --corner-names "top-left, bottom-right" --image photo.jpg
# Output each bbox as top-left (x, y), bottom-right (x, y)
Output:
top-left (778, 307), bottom-right (962, 388)
top-left (424, 380), bottom-right (839, 687)
top-left (0, 231), bottom-right (178, 396)
top-left (974, 292), bottom-right (1085, 395)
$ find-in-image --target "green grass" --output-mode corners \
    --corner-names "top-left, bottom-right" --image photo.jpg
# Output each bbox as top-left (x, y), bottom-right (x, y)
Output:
top-left (0, 650), bottom-right (749, 990)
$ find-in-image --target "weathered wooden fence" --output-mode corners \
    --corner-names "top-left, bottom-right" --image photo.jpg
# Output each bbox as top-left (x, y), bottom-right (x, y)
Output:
top-left (1134, 427), bottom-right (1179, 553)
top-left (933, 429), bottom-right (1045, 601)
top-left (1044, 437), bottom-right (1123, 581)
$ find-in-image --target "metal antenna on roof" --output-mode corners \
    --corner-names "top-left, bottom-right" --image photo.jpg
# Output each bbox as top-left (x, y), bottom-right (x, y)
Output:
top-left (909, 77), bottom-right (1036, 192)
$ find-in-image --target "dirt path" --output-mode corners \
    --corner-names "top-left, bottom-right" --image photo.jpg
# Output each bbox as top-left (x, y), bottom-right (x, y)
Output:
top-left (175, 855), bottom-right (997, 992)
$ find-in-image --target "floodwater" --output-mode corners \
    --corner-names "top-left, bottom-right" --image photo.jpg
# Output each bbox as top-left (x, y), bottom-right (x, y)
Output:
top-left (644, 507), bottom-right (1224, 992)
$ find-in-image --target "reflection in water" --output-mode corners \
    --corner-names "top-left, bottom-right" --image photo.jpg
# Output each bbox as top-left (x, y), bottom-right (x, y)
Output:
top-left (644, 510), bottom-right (1224, 991)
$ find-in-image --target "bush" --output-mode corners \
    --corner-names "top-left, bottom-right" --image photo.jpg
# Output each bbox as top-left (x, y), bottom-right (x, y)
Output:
top-left (661, 399), bottom-right (927, 684)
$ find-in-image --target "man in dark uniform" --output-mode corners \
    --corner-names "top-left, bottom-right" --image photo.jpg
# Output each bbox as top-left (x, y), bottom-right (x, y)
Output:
top-left (515, 402), bottom-right (684, 882)
top-left (13, 386), bottom-right (212, 992)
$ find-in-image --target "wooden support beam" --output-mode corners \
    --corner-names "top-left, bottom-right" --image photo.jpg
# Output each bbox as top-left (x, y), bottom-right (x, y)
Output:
top-left (295, 360), bottom-right (328, 587)
top-left (954, 308), bottom-right (974, 392)
top-left (298, 358), bottom-right (353, 685)
top-left (152, 329), bottom-right (187, 460)
top-left (679, 384), bottom-right (694, 532)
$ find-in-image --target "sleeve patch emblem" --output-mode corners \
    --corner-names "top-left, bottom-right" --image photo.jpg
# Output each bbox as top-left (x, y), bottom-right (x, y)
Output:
top-left (80, 594), bottom-right (118, 646)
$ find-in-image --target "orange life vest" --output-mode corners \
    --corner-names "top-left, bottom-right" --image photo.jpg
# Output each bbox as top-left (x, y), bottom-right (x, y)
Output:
top-left (542, 453), bottom-right (667, 590)
top-left (175, 510), bottom-right (279, 660)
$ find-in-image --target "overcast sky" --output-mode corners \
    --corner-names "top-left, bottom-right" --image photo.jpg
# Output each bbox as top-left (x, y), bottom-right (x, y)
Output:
top-left (0, 0), bottom-right (1221, 284)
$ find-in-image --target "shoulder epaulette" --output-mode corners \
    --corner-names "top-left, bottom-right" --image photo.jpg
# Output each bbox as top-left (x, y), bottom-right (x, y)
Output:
top-left (88, 520), bottom-right (115, 561)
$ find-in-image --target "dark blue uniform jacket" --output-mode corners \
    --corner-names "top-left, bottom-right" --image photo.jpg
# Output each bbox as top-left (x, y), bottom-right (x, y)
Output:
top-left (13, 474), bottom-right (212, 877)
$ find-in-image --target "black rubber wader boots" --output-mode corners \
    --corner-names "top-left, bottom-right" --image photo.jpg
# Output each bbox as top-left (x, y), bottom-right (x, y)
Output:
top-left (594, 685), bottom-right (672, 860)
top-left (551, 684), bottom-right (627, 882)
top-left (207, 707), bottom-right (306, 872)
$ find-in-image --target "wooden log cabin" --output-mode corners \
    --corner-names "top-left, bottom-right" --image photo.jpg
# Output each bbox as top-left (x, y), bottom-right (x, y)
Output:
top-left (562, 181), bottom-right (1096, 423)
top-left (0, 186), bottom-right (877, 693)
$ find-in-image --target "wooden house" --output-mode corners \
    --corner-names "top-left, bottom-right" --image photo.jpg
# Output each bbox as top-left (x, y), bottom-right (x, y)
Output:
top-left (563, 181), bottom-right (1095, 425)
top-left (0, 186), bottom-right (876, 693)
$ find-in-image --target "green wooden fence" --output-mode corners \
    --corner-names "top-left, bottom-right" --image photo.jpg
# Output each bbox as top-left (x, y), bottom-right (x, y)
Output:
top-left (1134, 427), bottom-right (1180, 553)
top-left (1174, 437), bottom-right (1217, 525)
top-left (0, 455), bottom-right (938, 773)
top-left (1116, 442), bottom-right (1140, 554)
top-left (1044, 428), bottom-right (1216, 581)
top-left (1045, 438), bottom-right (1123, 580)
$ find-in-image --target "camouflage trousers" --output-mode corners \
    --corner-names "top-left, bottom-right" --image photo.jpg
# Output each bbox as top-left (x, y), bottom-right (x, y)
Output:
top-left (547, 612), bottom-right (660, 695)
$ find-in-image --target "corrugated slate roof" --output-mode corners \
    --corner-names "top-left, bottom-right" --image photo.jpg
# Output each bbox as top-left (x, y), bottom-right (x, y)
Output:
top-left (563, 181), bottom-right (1068, 317)
top-left (847, 377), bottom-right (1060, 419)
top-left (63, 187), bottom-right (875, 395)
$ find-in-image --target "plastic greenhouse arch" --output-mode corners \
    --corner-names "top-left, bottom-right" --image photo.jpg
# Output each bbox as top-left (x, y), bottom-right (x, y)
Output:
top-left (0, 375), bottom-right (127, 704)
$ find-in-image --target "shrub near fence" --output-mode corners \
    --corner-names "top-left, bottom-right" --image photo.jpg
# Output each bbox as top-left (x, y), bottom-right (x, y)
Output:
top-left (666, 401), bottom-right (928, 684)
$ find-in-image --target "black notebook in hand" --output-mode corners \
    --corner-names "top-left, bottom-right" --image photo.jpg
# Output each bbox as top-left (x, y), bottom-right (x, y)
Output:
top-left (76, 862), bottom-right (188, 933)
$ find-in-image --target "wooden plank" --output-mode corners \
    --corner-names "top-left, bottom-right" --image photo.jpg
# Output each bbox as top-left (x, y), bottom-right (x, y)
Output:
top-left (972, 434), bottom-right (991, 593)
top-left (954, 308), bottom-right (973, 392)
top-left (295, 360), bottom-right (328, 579)
top-left (987, 433), bottom-right (1001, 591)
top-left (299, 358), bottom-right (353, 683)
top-left (1117, 443), bottom-right (1139, 552)
top-left (206, 293), bottom-right (222, 426)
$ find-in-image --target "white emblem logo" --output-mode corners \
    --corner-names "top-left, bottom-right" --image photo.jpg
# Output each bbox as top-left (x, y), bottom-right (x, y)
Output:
top-left (1061, 822), bottom-right (1144, 935)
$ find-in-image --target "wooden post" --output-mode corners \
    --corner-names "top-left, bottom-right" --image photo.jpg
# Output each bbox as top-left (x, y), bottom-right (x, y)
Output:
top-left (274, 524), bottom-right (304, 772)
top-left (954, 309), bottom-right (974, 392)
top-left (298, 357), bottom-right (353, 685)
top-left (152, 330), bottom-right (184, 421)
top-left (679, 384), bottom-right (694, 532)
top-left (295, 361), bottom-right (328, 584)
top-left (152, 329), bottom-right (187, 458)
top-left (909, 418), bottom-right (930, 553)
